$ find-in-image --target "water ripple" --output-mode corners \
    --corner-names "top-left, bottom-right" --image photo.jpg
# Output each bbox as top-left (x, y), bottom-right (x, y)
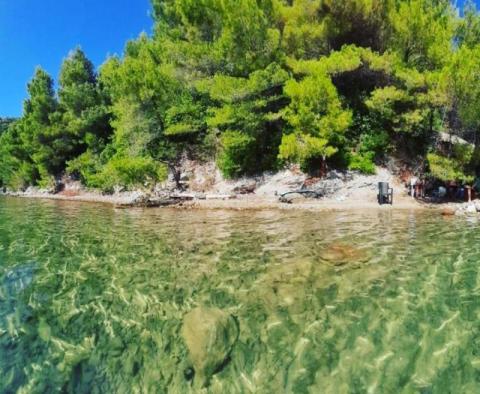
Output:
top-left (0, 198), bottom-right (479, 392)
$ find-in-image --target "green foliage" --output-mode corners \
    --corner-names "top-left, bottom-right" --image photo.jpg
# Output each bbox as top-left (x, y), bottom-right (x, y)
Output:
top-left (217, 131), bottom-right (255, 178)
top-left (345, 129), bottom-right (390, 174)
top-left (442, 45), bottom-right (480, 131)
top-left (280, 65), bottom-right (352, 171)
top-left (23, 67), bottom-right (57, 124)
top-left (66, 150), bottom-right (103, 187)
top-left (0, 51), bottom-right (113, 189)
top-left (152, 0), bottom-right (281, 76)
top-left (283, 73), bottom-right (352, 139)
top-left (348, 152), bottom-right (376, 174)
top-left (58, 48), bottom-right (112, 153)
top-left (279, 0), bottom-right (329, 59)
top-left (358, 129), bottom-right (391, 156)
top-left (2, 0), bottom-right (480, 189)
top-left (0, 123), bottom-right (28, 188)
top-left (457, 0), bottom-right (480, 48)
top-left (199, 63), bottom-right (288, 177)
top-left (92, 156), bottom-right (168, 192)
top-left (67, 147), bottom-right (168, 192)
top-left (1, 68), bottom-right (59, 185)
top-left (427, 150), bottom-right (474, 183)
top-left (59, 48), bottom-right (96, 112)
top-left (99, 36), bottom-right (207, 184)
top-left (279, 133), bottom-right (338, 172)
top-left (0, 118), bottom-right (15, 135)
top-left (388, 0), bottom-right (455, 70)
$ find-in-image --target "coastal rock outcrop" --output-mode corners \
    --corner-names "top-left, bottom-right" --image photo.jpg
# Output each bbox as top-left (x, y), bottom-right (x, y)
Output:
top-left (233, 180), bottom-right (257, 194)
top-left (182, 307), bottom-right (238, 387)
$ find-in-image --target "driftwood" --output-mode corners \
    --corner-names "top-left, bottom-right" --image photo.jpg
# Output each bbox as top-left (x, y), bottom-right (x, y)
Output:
top-left (115, 198), bottom-right (181, 208)
top-left (279, 190), bottom-right (323, 203)
top-left (170, 193), bottom-right (196, 201)
top-left (116, 192), bottom-right (237, 207)
top-left (206, 194), bottom-right (236, 200)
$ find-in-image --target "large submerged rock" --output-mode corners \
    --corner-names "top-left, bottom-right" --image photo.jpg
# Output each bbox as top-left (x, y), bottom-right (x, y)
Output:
top-left (182, 307), bottom-right (238, 387)
top-left (320, 242), bottom-right (370, 266)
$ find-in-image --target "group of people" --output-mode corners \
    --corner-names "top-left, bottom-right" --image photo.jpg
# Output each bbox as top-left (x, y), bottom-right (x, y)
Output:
top-left (409, 177), bottom-right (425, 199)
top-left (409, 177), bottom-right (477, 202)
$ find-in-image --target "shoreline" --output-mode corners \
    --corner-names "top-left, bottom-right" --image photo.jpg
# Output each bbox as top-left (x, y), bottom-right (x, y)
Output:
top-left (3, 166), bottom-right (467, 213)
top-left (0, 190), bottom-right (445, 212)
top-left (0, 191), bottom-right (141, 207)
top-left (177, 197), bottom-right (445, 212)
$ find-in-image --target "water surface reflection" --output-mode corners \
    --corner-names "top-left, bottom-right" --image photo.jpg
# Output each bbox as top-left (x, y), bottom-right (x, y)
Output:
top-left (0, 198), bottom-right (479, 392)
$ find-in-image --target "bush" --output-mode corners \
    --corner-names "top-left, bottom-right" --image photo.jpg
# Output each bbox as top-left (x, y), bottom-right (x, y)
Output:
top-left (427, 152), bottom-right (474, 183)
top-left (67, 151), bottom-right (102, 187)
top-left (344, 129), bottom-right (389, 175)
top-left (278, 133), bottom-right (338, 173)
top-left (217, 131), bottom-right (255, 179)
top-left (358, 131), bottom-right (390, 155)
top-left (91, 156), bottom-right (168, 192)
top-left (37, 175), bottom-right (57, 191)
top-left (347, 151), bottom-right (376, 174)
top-left (1, 161), bottom-right (38, 191)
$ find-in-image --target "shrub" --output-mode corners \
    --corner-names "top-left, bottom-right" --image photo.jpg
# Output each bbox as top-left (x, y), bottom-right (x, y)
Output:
top-left (427, 152), bottom-right (474, 183)
top-left (358, 131), bottom-right (390, 155)
top-left (347, 151), bottom-right (376, 174)
top-left (217, 131), bottom-right (255, 179)
top-left (67, 150), bottom-right (102, 187)
top-left (92, 156), bottom-right (168, 192)
top-left (6, 162), bottom-right (38, 191)
top-left (344, 130), bottom-right (390, 174)
top-left (278, 133), bottom-right (338, 173)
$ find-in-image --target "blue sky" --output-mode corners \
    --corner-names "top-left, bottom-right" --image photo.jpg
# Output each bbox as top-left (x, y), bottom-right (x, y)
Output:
top-left (0, 0), bottom-right (152, 117)
top-left (0, 1), bottom-right (478, 117)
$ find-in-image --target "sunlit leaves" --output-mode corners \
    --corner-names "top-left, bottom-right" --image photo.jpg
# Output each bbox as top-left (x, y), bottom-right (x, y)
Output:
top-left (441, 45), bottom-right (480, 131)
top-left (388, 0), bottom-right (455, 70)
top-left (280, 71), bottom-right (352, 168)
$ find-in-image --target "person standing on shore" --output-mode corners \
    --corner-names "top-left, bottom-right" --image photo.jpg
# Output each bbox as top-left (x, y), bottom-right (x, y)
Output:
top-left (416, 178), bottom-right (424, 198)
top-left (410, 176), bottom-right (418, 198)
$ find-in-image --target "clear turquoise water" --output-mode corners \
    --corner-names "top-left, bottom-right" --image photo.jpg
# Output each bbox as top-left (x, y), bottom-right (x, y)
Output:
top-left (1, 197), bottom-right (480, 393)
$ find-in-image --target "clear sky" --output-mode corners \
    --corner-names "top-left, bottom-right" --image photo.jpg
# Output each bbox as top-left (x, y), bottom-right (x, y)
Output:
top-left (0, 1), bottom-right (478, 117)
top-left (0, 0), bottom-right (152, 117)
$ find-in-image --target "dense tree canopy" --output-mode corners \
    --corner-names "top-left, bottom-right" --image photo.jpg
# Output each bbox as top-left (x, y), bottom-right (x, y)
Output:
top-left (2, 0), bottom-right (480, 190)
top-left (0, 118), bottom-right (15, 135)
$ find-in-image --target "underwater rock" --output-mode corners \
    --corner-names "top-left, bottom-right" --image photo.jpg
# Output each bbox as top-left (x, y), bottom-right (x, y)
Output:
top-left (264, 260), bottom-right (312, 284)
top-left (319, 242), bottom-right (370, 266)
top-left (1, 264), bottom-right (37, 298)
top-left (441, 208), bottom-right (456, 216)
top-left (466, 204), bottom-right (477, 214)
top-left (254, 260), bottom-right (316, 317)
top-left (0, 263), bottom-right (37, 387)
top-left (182, 307), bottom-right (238, 387)
top-left (0, 264), bottom-right (37, 327)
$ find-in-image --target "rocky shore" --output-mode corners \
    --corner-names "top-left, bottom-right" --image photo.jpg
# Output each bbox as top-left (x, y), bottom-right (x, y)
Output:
top-left (1, 164), bottom-right (478, 215)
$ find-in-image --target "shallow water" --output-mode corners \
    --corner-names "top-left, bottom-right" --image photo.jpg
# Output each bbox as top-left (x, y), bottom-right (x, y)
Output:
top-left (1, 197), bottom-right (480, 393)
